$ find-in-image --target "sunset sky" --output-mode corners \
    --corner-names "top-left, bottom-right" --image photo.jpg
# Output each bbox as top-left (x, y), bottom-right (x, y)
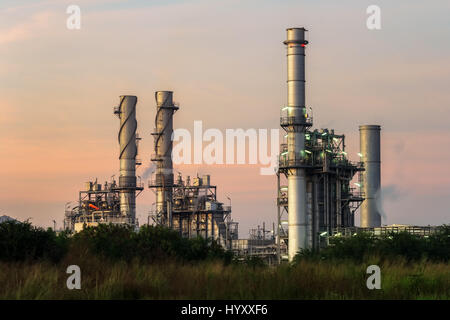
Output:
top-left (1, 0), bottom-right (449, 235)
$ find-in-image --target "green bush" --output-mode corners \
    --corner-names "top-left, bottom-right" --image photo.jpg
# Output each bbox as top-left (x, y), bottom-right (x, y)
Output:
top-left (70, 223), bottom-right (233, 263)
top-left (378, 232), bottom-right (426, 261)
top-left (294, 225), bottom-right (450, 263)
top-left (242, 255), bottom-right (265, 268)
top-left (136, 224), bottom-right (189, 261)
top-left (0, 221), bottom-right (68, 262)
top-left (71, 224), bottom-right (137, 261)
top-left (2, 220), bottom-right (448, 266)
top-left (426, 225), bottom-right (450, 261)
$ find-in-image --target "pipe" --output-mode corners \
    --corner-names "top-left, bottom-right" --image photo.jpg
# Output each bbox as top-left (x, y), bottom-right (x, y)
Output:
top-left (88, 204), bottom-right (100, 211)
top-left (284, 28), bottom-right (310, 261)
top-left (117, 95), bottom-right (137, 223)
top-left (306, 180), bottom-right (313, 248)
top-left (359, 125), bottom-right (381, 227)
top-left (153, 91), bottom-right (178, 226)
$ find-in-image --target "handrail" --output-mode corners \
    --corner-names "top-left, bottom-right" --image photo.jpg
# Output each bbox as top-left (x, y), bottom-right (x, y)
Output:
top-left (280, 116), bottom-right (313, 126)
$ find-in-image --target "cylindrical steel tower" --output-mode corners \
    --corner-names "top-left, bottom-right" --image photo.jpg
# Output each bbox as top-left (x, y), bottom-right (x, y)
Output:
top-left (283, 28), bottom-right (311, 261)
top-left (152, 91), bottom-right (178, 226)
top-left (117, 95), bottom-right (138, 223)
top-left (359, 125), bottom-right (381, 227)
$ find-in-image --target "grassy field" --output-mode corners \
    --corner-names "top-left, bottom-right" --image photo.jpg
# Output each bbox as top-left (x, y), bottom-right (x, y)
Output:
top-left (0, 257), bottom-right (448, 299)
top-left (0, 221), bottom-right (448, 300)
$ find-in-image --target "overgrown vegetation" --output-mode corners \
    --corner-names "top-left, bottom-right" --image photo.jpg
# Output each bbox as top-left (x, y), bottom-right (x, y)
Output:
top-left (0, 257), bottom-right (448, 299)
top-left (0, 221), bottom-right (448, 299)
top-left (0, 220), bottom-right (69, 263)
top-left (0, 221), bottom-right (232, 264)
top-left (293, 225), bottom-right (450, 264)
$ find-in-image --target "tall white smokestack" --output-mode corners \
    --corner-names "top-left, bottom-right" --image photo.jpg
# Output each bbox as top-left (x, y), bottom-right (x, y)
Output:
top-left (117, 95), bottom-right (138, 223)
top-left (283, 28), bottom-right (311, 261)
top-left (152, 91), bottom-right (178, 226)
top-left (359, 125), bottom-right (381, 227)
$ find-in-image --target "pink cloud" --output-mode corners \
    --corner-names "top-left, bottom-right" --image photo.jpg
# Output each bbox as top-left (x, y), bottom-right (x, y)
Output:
top-left (0, 11), bottom-right (56, 45)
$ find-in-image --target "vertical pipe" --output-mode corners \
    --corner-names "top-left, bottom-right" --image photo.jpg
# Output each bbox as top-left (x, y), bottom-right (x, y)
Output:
top-left (277, 172), bottom-right (281, 264)
top-left (118, 95), bottom-right (137, 223)
top-left (284, 28), bottom-right (309, 261)
top-left (359, 125), bottom-right (381, 227)
top-left (306, 180), bottom-right (313, 248)
top-left (211, 213), bottom-right (214, 240)
top-left (325, 174), bottom-right (329, 232)
top-left (313, 175), bottom-right (320, 249)
top-left (196, 212), bottom-right (199, 237)
top-left (206, 213), bottom-right (208, 239)
top-left (336, 178), bottom-right (341, 228)
top-left (263, 222), bottom-right (266, 240)
top-left (188, 215), bottom-right (191, 238)
top-left (167, 199), bottom-right (172, 228)
top-left (154, 91), bottom-right (177, 226)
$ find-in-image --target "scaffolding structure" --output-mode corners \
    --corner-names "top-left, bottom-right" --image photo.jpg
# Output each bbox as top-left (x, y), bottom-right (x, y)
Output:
top-left (147, 91), bottom-right (238, 248)
top-left (231, 223), bottom-right (278, 265)
top-left (149, 174), bottom-right (238, 248)
top-left (65, 95), bottom-right (144, 232)
top-left (64, 178), bottom-right (144, 232)
top-left (330, 225), bottom-right (440, 238)
top-left (277, 128), bottom-right (365, 260)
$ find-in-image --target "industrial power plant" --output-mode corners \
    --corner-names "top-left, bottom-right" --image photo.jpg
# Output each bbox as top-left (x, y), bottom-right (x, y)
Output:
top-left (63, 27), bottom-right (436, 263)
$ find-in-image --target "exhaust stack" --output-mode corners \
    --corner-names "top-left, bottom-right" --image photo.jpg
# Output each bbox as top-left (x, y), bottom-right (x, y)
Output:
top-left (283, 28), bottom-right (311, 261)
top-left (152, 91), bottom-right (178, 226)
top-left (359, 125), bottom-right (381, 227)
top-left (117, 95), bottom-right (138, 223)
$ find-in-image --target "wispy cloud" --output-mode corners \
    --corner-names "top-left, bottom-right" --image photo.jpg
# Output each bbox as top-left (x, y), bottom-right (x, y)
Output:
top-left (0, 11), bottom-right (56, 45)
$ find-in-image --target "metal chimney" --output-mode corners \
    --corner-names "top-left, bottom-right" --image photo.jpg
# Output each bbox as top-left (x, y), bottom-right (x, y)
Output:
top-left (117, 95), bottom-right (138, 223)
top-left (283, 28), bottom-right (311, 261)
top-left (359, 125), bottom-right (381, 227)
top-left (152, 91), bottom-right (178, 226)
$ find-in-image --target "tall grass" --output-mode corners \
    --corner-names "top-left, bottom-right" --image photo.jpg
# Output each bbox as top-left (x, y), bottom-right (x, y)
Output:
top-left (0, 257), bottom-right (448, 299)
top-left (0, 221), bottom-right (448, 299)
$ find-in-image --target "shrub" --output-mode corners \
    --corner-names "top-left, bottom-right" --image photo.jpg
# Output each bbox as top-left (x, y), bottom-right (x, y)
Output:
top-left (71, 224), bottom-right (137, 261)
top-left (2, 220), bottom-right (448, 265)
top-left (0, 221), bottom-right (68, 262)
top-left (293, 226), bottom-right (450, 263)
top-left (70, 223), bottom-right (233, 263)
top-left (426, 225), bottom-right (450, 262)
top-left (135, 224), bottom-right (189, 261)
top-left (242, 255), bottom-right (265, 268)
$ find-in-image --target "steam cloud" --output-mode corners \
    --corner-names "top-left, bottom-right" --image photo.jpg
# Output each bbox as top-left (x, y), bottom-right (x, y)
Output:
top-left (375, 184), bottom-right (405, 224)
top-left (140, 163), bottom-right (156, 181)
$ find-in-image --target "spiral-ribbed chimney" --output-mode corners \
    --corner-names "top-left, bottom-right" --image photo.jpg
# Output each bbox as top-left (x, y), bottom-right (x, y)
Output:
top-left (152, 91), bottom-right (178, 226)
top-left (117, 95), bottom-right (138, 223)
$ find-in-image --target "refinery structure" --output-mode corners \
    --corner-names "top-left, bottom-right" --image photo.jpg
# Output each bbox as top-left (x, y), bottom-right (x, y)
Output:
top-left (64, 27), bottom-right (437, 263)
top-left (64, 96), bottom-right (144, 232)
top-left (276, 28), bottom-right (372, 261)
top-left (147, 91), bottom-right (238, 247)
top-left (65, 91), bottom-right (239, 247)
